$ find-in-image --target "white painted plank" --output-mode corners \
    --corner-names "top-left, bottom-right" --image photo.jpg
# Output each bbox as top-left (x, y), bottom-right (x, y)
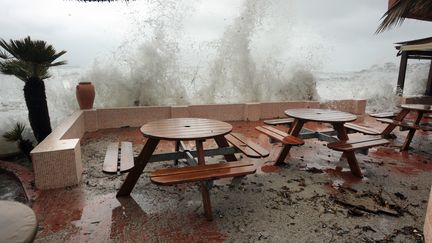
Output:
top-left (120, 141), bottom-right (134, 172)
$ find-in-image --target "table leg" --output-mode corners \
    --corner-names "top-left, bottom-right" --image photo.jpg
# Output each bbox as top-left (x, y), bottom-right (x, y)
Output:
top-left (174, 140), bottom-right (180, 165)
top-left (117, 138), bottom-right (160, 197)
top-left (381, 109), bottom-right (410, 137)
top-left (214, 135), bottom-right (237, 162)
top-left (401, 111), bottom-right (424, 151)
top-left (196, 139), bottom-right (213, 220)
top-left (332, 123), bottom-right (362, 178)
top-left (275, 119), bottom-right (305, 165)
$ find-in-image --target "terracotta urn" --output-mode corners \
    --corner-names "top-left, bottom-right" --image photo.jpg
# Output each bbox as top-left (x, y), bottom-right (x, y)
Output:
top-left (76, 82), bottom-right (95, 109)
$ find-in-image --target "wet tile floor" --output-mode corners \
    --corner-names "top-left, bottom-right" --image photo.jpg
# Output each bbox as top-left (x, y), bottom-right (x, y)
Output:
top-left (24, 117), bottom-right (432, 242)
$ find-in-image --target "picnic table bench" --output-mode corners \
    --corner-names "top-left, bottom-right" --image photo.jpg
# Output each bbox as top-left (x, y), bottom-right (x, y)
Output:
top-left (368, 112), bottom-right (397, 118)
top-left (255, 125), bottom-right (304, 145)
top-left (263, 118), bottom-right (294, 126)
top-left (344, 123), bottom-right (382, 136)
top-left (377, 118), bottom-right (432, 132)
top-left (103, 141), bottom-right (134, 174)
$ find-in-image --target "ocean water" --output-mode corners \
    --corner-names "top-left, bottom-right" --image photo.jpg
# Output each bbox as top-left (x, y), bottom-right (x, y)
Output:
top-left (0, 0), bottom-right (429, 154)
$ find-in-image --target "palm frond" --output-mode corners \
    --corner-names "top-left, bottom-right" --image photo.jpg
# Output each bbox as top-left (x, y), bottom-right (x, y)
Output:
top-left (0, 60), bottom-right (33, 81)
top-left (0, 36), bottom-right (66, 81)
top-left (3, 122), bottom-right (26, 142)
top-left (377, 0), bottom-right (432, 33)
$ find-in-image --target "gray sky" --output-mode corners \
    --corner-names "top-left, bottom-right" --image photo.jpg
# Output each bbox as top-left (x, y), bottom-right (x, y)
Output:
top-left (0, 0), bottom-right (431, 72)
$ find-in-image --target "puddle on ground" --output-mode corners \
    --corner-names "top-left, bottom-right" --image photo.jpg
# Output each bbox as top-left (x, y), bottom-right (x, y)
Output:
top-left (0, 169), bottom-right (27, 204)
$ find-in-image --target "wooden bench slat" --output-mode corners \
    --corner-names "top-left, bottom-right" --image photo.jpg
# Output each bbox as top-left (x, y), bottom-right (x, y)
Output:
top-left (230, 133), bottom-right (269, 157)
top-left (344, 123), bottom-right (382, 135)
top-left (369, 112), bottom-right (396, 118)
top-left (225, 133), bottom-right (269, 158)
top-left (224, 134), bottom-right (260, 158)
top-left (151, 164), bottom-right (256, 185)
top-left (328, 138), bottom-right (390, 152)
top-left (376, 118), bottom-right (432, 131)
top-left (256, 126), bottom-right (304, 145)
top-left (261, 125), bottom-right (289, 137)
top-left (103, 142), bottom-right (119, 173)
top-left (150, 161), bottom-right (254, 177)
top-left (263, 118), bottom-right (294, 125)
top-left (256, 126), bottom-right (286, 143)
top-left (120, 142), bottom-right (134, 172)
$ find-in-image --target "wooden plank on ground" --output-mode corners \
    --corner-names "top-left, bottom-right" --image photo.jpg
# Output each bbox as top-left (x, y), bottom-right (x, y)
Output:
top-left (103, 142), bottom-right (119, 173)
top-left (120, 141), bottom-right (134, 172)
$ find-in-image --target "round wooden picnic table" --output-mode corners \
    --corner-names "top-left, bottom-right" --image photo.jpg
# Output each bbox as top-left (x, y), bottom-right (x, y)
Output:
top-left (117, 118), bottom-right (236, 197)
top-left (381, 104), bottom-right (432, 151)
top-left (281, 108), bottom-right (362, 177)
top-left (285, 108), bottom-right (357, 123)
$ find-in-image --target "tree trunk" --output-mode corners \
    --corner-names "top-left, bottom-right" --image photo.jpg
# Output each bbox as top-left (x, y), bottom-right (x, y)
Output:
top-left (23, 78), bottom-right (52, 143)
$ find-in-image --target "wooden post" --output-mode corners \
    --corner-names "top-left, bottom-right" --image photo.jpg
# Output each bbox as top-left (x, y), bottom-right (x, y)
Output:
top-left (332, 123), bottom-right (362, 178)
top-left (401, 111), bottom-right (424, 151)
top-left (397, 52), bottom-right (408, 96)
top-left (196, 139), bottom-right (213, 220)
top-left (275, 119), bottom-right (305, 165)
top-left (426, 60), bottom-right (432, 96)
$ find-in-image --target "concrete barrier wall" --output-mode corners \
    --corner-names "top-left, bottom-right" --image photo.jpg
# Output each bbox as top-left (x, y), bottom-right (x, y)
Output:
top-left (30, 99), bottom-right (366, 189)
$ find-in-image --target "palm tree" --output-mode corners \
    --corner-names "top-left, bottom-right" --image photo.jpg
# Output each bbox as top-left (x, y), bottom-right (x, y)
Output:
top-left (0, 36), bottom-right (67, 142)
top-left (376, 0), bottom-right (432, 33)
